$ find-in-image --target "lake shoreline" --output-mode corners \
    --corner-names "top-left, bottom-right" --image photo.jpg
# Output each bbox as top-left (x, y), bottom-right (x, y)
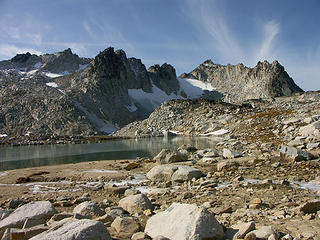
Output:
top-left (0, 135), bottom-right (130, 147)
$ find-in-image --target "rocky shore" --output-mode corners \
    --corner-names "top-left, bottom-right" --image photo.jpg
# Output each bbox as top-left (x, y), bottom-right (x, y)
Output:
top-left (0, 91), bottom-right (319, 239)
top-left (0, 131), bottom-right (319, 239)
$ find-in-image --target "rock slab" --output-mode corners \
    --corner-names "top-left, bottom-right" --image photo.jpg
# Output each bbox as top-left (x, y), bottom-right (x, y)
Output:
top-left (30, 219), bottom-right (111, 240)
top-left (0, 201), bottom-right (56, 231)
top-left (145, 203), bottom-right (224, 240)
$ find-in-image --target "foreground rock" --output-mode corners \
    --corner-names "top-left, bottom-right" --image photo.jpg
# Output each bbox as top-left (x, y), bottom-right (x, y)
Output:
top-left (73, 201), bottom-right (105, 218)
top-left (30, 218), bottom-right (111, 240)
top-left (118, 194), bottom-right (153, 215)
top-left (145, 203), bottom-right (224, 240)
top-left (0, 201), bottom-right (56, 231)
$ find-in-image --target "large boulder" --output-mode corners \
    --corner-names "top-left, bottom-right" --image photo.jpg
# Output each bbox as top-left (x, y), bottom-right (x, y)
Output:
top-left (145, 203), bottom-right (224, 240)
top-left (171, 165), bottom-right (204, 183)
top-left (118, 194), bottom-right (153, 215)
top-left (153, 149), bottom-right (187, 164)
top-left (111, 216), bottom-right (140, 236)
top-left (73, 201), bottom-right (105, 219)
top-left (299, 120), bottom-right (320, 137)
top-left (146, 165), bottom-right (204, 183)
top-left (280, 145), bottom-right (313, 161)
top-left (146, 165), bottom-right (178, 182)
top-left (30, 218), bottom-right (111, 240)
top-left (0, 201), bottom-right (56, 231)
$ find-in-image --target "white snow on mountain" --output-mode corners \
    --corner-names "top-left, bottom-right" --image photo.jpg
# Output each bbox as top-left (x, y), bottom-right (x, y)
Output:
top-left (178, 77), bottom-right (215, 98)
top-left (74, 101), bottom-right (117, 134)
top-left (128, 78), bottom-right (216, 112)
top-left (128, 84), bottom-right (182, 112)
top-left (46, 82), bottom-right (58, 88)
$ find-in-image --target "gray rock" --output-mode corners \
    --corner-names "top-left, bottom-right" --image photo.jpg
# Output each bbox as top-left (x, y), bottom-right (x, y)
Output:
top-left (223, 148), bottom-right (243, 159)
top-left (119, 194), bottom-right (153, 215)
top-left (0, 201), bottom-right (56, 231)
top-left (299, 120), bottom-right (320, 136)
top-left (146, 165), bottom-right (203, 183)
top-left (146, 165), bottom-right (178, 182)
top-left (111, 216), bottom-right (140, 235)
top-left (171, 165), bottom-right (204, 183)
top-left (145, 203), bottom-right (224, 240)
top-left (0, 209), bottom-right (12, 221)
top-left (232, 221), bottom-right (255, 239)
top-left (30, 218), bottom-right (111, 240)
top-left (153, 149), bottom-right (187, 164)
top-left (73, 201), bottom-right (105, 219)
top-left (280, 145), bottom-right (313, 161)
top-left (217, 160), bottom-right (239, 171)
top-left (245, 226), bottom-right (279, 240)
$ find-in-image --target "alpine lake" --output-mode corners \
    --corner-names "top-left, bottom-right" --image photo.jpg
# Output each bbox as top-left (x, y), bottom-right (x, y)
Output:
top-left (0, 136), bottom-right (217, 171)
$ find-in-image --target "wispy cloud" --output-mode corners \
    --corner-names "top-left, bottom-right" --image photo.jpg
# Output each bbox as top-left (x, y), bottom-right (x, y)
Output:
top-left (82, 17), bottom-right (135, 52)
top-left (0, 14), bottom-right (48, 46)
top-left (185, 0), bottom-right (244, 63)
top-left (0, 44), bottom-right (42, 59)
top-left (256, 20), bottom-right (280, 62)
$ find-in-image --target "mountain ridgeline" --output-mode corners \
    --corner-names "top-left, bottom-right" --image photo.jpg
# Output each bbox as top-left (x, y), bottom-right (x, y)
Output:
top-left (0, 47), bottom-right (303, 137)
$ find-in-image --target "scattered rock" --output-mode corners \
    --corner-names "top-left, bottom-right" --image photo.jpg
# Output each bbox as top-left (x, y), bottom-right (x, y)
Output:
top-left (223, 148), bottom-right (243, 159)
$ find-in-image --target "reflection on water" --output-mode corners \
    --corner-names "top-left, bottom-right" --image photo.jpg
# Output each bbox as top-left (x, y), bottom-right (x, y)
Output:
top-left (0, 137), bottom-right (216, 170)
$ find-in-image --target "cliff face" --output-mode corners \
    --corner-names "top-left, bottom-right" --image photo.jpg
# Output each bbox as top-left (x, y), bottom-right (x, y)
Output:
top-left (184, 59), bottom-right (303, 103)
top-left (0, 47), bottom-right (195, 136)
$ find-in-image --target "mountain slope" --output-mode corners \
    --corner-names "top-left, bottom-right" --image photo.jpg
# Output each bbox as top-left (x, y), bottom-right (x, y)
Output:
top-left (181, 59), bottom-right (303, 103)
top-left (0, 47), bottom-right (220, 137)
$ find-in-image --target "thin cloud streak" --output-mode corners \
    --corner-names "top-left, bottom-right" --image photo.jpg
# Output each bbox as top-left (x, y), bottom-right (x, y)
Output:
top-left (256, 20), bottom-right (280, 62)
top-left (0, 44), bottom-right (42, 59)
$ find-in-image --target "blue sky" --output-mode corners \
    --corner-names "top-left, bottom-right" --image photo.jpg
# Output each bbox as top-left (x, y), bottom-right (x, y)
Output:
top-left (0, 0), bottom-right (319, 90)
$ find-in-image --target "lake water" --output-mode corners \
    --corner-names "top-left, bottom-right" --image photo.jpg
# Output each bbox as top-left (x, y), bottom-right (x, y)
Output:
top-left (0, 137), bottom-right (217, 170)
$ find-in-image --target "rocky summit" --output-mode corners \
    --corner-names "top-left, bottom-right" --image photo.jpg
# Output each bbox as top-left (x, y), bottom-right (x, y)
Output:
top-left (181, 59), bottom-right (303, 104)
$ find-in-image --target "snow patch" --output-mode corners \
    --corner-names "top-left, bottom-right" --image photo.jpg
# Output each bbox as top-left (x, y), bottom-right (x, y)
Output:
top-left (110, 174), bottom-right (148, 186)
top-left (200, 129), bottom-right (229, 136)
top-left (168, 130), bottom-right (184, 135)
top-left (128, 84), bottom-right (182, 112)
top-left (178, 77), bottom-right (215, 99)
top-left (44, 72), bottom-right (63, 78)
top-left (46, 82), bottom-right (58, 88)
top-left (74, 101), bottom-right (117, 134)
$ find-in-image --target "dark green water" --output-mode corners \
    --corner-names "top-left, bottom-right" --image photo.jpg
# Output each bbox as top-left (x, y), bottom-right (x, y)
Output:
top-left (0, 137), bottom-right (216, 170)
